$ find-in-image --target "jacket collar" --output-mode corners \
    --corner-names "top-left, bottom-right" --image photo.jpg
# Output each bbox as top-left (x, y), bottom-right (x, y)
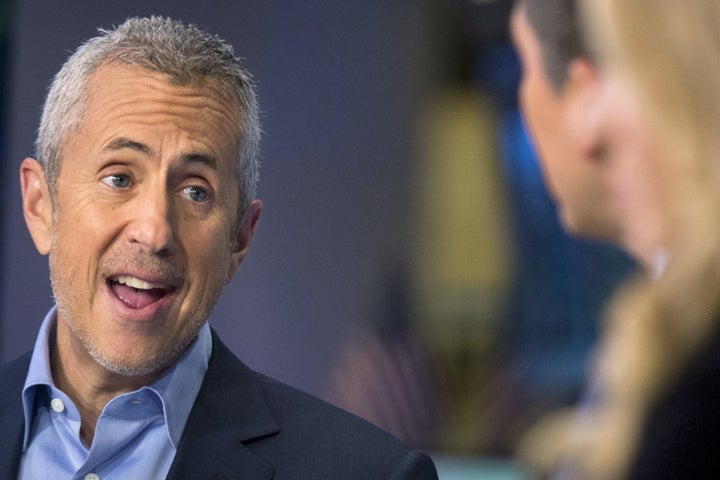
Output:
top-left (1, 332), bottom-right (281, 480)
top-left (165, 331), bottom-right (280, 480)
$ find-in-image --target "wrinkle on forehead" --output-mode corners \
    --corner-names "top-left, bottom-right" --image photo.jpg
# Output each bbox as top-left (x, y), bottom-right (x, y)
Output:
top-left (85, 63), bottom-right (241, 144)
top-left (73, 64), bottom-right (240, 173)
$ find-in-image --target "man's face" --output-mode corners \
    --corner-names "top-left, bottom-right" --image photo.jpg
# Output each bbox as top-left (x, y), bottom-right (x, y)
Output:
top-left (39, 63), bottom-right (260, 376)
top-left (511, 6), bottom-right (618, 240)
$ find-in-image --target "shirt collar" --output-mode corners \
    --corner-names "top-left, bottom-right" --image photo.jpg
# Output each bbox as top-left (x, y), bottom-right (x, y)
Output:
top-left (22, 306), bottom-right (212, 449)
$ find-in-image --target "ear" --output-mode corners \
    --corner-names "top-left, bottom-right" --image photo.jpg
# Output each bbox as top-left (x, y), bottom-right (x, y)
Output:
top-left (564, 58), bottom-right (604, 161)
top-left (21, 157), bottom-right (54, 255)
top-left (226, 199), bottom-right (262, 283)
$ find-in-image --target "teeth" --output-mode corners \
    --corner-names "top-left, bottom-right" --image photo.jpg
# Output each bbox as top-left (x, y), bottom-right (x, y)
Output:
top-left (115, 275), bottom-right (160, 290)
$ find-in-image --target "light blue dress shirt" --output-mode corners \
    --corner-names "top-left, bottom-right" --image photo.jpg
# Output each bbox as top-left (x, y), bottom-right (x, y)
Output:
top-left (18, 307), bottom-right (212, 480)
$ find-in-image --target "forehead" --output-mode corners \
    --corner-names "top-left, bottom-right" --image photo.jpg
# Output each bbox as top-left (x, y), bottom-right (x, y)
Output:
top-left (75, 63), bottom-right (241, 160)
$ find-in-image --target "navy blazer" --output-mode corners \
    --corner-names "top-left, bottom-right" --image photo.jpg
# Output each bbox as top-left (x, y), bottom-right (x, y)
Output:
top-left (0, 331), bottom-right (438, 479)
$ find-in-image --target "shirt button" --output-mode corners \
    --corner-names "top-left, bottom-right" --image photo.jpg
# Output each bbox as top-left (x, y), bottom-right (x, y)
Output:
top-left (50, 398), bottom-right (65, 413)
top-left (84, 474), bottom-right (100, 480)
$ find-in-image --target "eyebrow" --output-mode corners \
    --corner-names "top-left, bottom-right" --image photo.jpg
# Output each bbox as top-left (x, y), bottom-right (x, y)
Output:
top-left (102, 137), bottom-right (150, 154)
top-left (181, 153), bottom-right (218, 170)
top-left (101, 137), bottom-right (219, 169)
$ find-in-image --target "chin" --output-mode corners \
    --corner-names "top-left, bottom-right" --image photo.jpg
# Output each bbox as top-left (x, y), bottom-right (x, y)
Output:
top-left (565, 214), bottom-right (619, 244)
top-left (88, 342), bottom-right (184, 377)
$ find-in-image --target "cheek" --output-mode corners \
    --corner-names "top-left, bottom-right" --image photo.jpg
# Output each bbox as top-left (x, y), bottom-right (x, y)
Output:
top-left (184, 225), bottom-right (234, 280)
top-left (601, 106), bottom-right (644, 169)
top-left (597, 74), bottom-right (650, 163)
top-left (519, 75), bottom-right (555, 149)
top-left (50, 210), bottom-right (99, 275)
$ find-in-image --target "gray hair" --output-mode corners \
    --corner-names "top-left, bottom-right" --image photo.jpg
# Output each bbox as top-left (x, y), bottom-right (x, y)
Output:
top-left (37, 16), bottom-right (261, 213)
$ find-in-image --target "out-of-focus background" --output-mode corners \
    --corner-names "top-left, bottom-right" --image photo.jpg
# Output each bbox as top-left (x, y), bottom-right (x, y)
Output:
top-left (0, 0), bottom-right (634, 477)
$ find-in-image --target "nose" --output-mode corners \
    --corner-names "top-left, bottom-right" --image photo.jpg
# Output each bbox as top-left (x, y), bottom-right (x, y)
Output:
top-left (126, 189), bottom-right (176, 256)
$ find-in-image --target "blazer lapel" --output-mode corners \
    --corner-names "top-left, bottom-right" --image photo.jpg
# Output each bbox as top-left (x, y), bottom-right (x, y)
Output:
top-left (0, 353), bottom-right (32, 479)
top-left (166, 332), bottom-right (280, 480)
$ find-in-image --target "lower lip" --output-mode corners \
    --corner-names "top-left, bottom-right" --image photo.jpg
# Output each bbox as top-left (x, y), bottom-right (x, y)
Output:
top-left (104, 281), bottom-right (177, 322)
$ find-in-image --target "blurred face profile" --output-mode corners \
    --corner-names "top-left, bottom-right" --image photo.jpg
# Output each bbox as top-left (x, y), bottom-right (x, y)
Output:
top-left (40, 63), bottom-right (260, 377)
top-left (511, 5), bottom-right (618, 241)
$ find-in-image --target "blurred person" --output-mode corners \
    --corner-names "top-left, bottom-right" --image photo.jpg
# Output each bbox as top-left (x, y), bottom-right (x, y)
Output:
top-left (474, 0), bottom-right (636, 459)
top-left (510, 0), bottom-right (707, 477)
top-left (512, 0), bottom-right (666, 273)
top-left (509, 0), bottom-right (634, 471)
top-left (0, 16), bottom-right (438, 479)
top-left (510, 0), bottom-right (625, 253)
top-left (557, 0), bottom-right (720, 477)
top-left (515, 0), bottom-right (720, 477)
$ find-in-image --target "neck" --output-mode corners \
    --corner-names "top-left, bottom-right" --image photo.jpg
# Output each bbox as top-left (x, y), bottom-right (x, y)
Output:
top-left (50, 318), bottom-right (157, 446)
top-left (616, 206), bottom-right (667, 277)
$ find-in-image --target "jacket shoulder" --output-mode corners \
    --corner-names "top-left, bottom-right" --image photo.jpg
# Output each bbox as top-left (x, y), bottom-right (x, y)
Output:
top-left (0, 352), bottom-right (32, 400)
top-left (249, 368), bottom-right (438, 478)
top-left (0, 352), bottom-right (32, 479)
top-left (200, 332), bottom-right (438, 479)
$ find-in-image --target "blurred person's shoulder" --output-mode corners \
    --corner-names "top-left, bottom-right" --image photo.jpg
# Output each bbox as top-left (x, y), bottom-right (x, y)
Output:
top-left (628, 329), bottom-right (720, 478)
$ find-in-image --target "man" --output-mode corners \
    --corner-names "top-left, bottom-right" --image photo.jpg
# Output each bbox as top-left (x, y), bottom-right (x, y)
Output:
top-left (510, 0), bottom-right (621, 248)
top-left (510, 0), bottom-right (674, 476)
top-left (508, 0), bottom-right (617, 472)
top-left (511, 0), bottom-right (668, 274)
top-left (0, 16), bottom-right (438, 479)
top-left (514, 0), bottom-right (720, 477)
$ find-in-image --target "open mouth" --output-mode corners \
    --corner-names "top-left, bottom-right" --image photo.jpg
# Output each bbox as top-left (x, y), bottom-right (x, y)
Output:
top-left (108, 274), bottom-right (176, 310)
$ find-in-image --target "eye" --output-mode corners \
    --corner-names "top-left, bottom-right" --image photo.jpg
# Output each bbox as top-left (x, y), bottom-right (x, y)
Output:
top-left (101, 174), bottom-right (131, 188)
top-left (182, 185), bottom-right (208, 203)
